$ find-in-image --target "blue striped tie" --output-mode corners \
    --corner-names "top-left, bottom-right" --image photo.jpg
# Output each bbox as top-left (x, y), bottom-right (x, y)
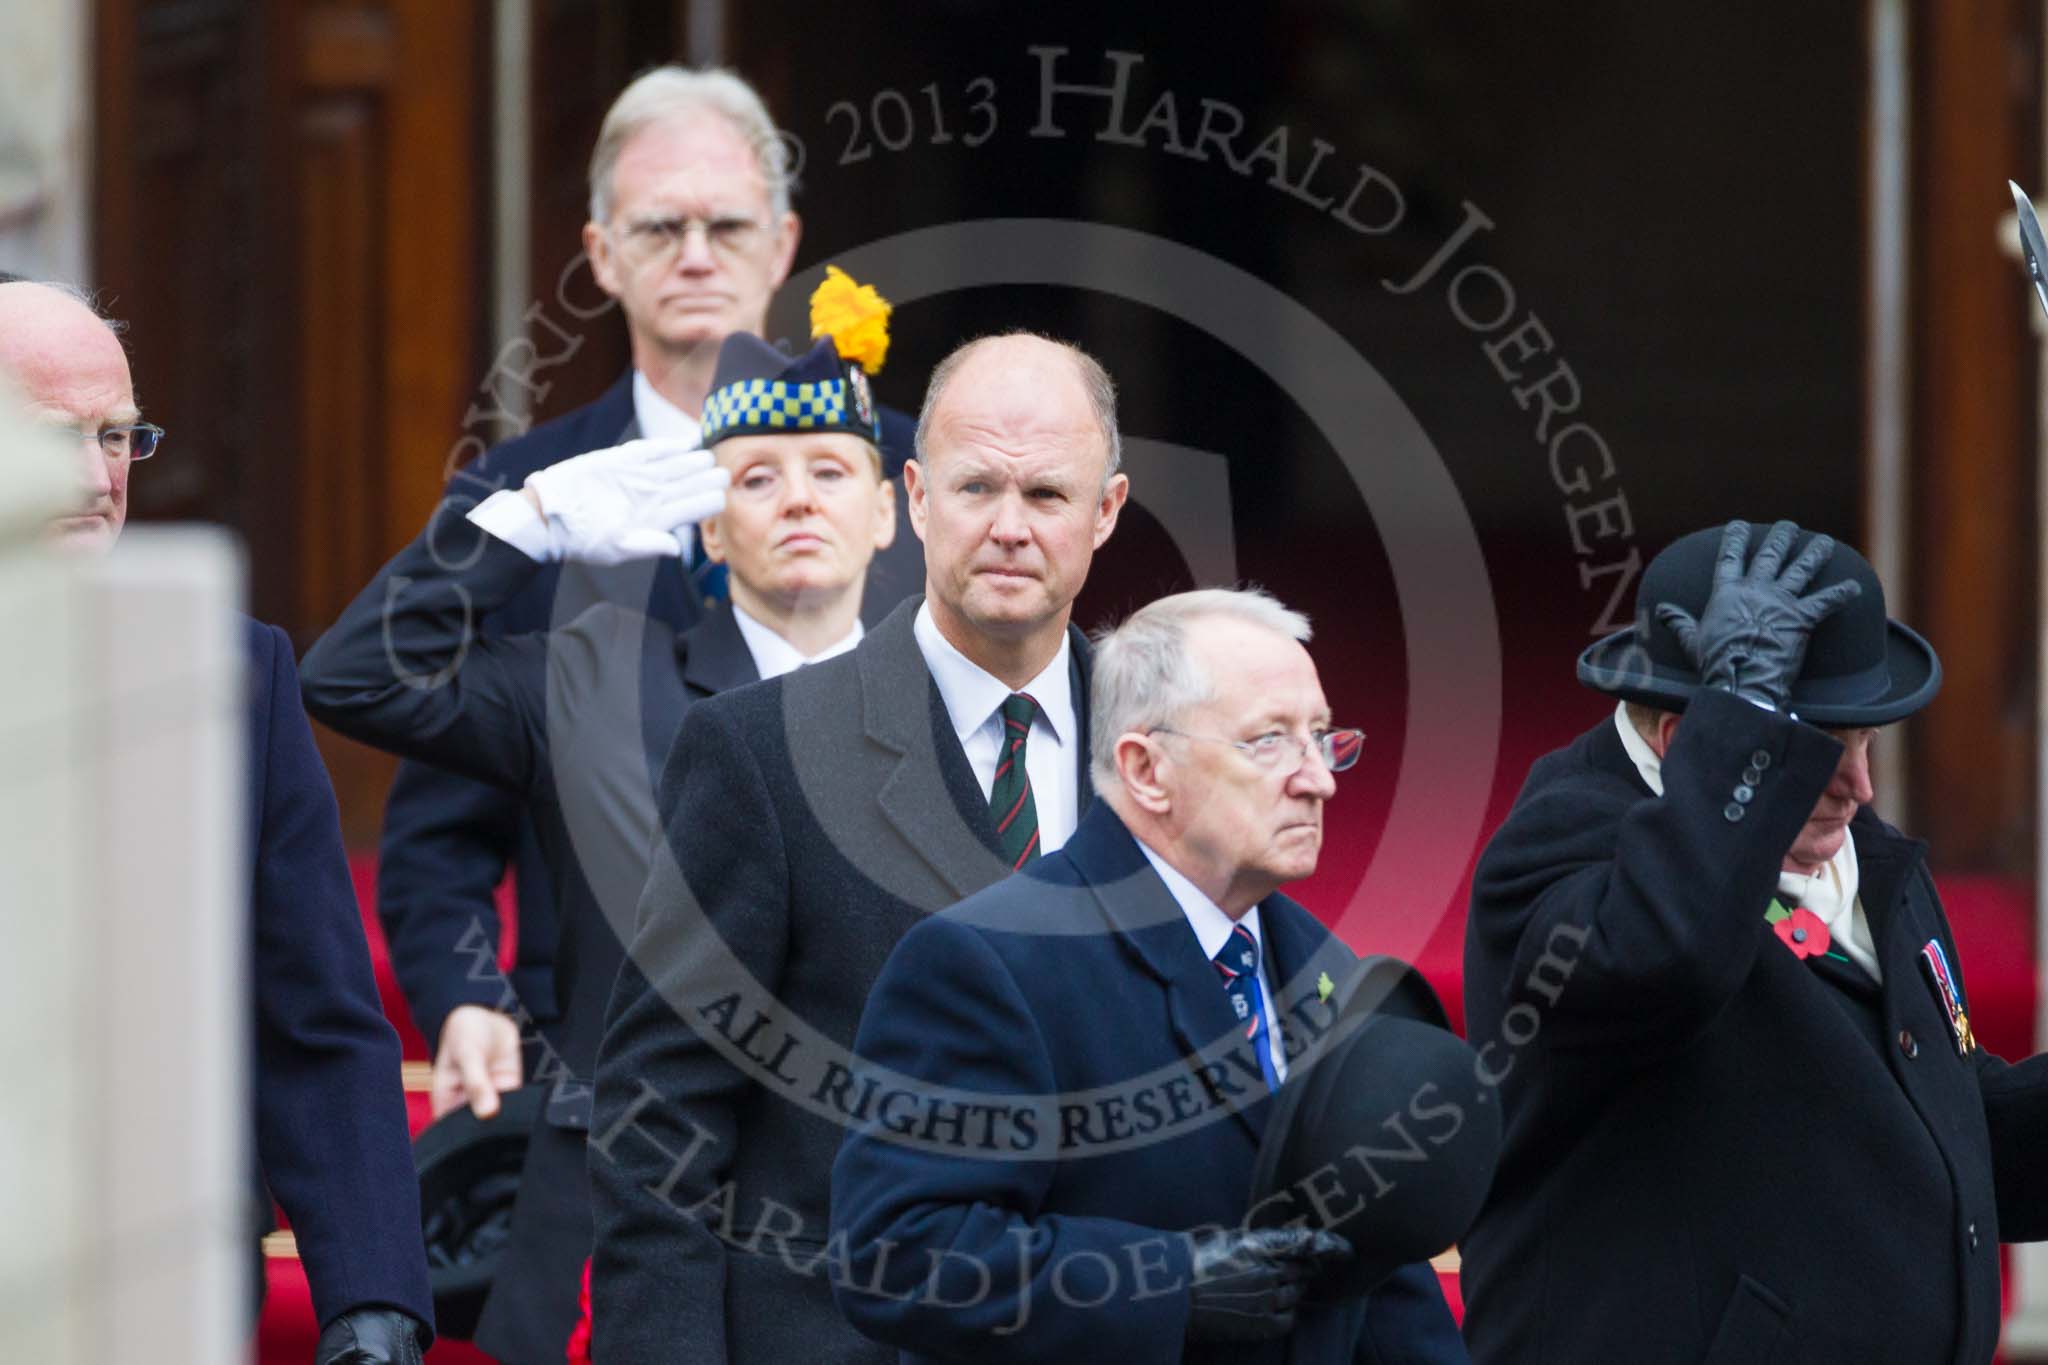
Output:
top-left (1212, 923), bottom-right (1281, 1093)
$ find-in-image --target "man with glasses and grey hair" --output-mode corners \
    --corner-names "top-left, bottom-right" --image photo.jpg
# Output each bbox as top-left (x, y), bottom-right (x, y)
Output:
top-left (828, 587), bottom-right (1465, 1364)
top-left (0, 277), bottom-right (433, 1363)
top-left (374, 65), bottom-right (922, 1360)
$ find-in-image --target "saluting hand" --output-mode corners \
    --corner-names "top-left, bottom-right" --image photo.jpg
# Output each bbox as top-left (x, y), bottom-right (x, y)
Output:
top-left (521, 438), bottom-right (729, 565)
top-left (1656, 519), bottom-right (1862, 713)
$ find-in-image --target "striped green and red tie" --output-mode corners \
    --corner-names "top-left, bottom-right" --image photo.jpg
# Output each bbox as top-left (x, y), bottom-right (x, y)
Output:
top-left (990, 693), bottom-right (1042, 869)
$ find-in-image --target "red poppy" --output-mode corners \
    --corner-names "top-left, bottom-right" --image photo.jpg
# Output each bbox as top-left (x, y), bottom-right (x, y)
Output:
top-left (567, 1257), bottom-right (594, 1364)
top-left (1774, 907), bottom-right (1831, 960)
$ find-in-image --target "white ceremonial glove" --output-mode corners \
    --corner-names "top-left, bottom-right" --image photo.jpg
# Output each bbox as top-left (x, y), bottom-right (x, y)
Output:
top-left (522, 438), bottom-right (729, 565)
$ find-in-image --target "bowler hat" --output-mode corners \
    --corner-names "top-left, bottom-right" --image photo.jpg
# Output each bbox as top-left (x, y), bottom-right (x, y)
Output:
top-left (1246, 957), bottom-right (1501, 1304)
top-left (415, 1085), bottom-right (545, 1339)
top-left (700, 334), bottom-right (881, 448)
top-left (1577, 521), bottom-right (1941, 726)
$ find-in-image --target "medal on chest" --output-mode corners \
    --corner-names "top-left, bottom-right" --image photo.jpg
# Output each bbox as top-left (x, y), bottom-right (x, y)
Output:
top-left (1917, 938), bottom-right (1977, 1056)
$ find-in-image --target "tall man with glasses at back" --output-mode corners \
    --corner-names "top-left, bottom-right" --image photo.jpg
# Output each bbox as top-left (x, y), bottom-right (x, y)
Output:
top-left (0, 275), bottom-right (433, 1363)
top-left (829, 588), bottom-right (1466, 1365)
top-left (374, 64), bottom-right (923, 1362)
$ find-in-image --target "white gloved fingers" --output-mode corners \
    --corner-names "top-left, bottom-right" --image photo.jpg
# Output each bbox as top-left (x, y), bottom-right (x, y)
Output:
top-left (607, 528), bottom-right (690, 560)
top-left (594, 436), bottom-right (708, 467)
top-left (645, 485), bottom-right (729, 531)
top-left (655, 486), bottom-right (730, 528)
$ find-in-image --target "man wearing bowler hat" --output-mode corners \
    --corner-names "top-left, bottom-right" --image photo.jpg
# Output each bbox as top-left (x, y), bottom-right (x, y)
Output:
top-left (830, 588), bottom-right (1465, 1364)
top-left (1461, 520), bottom-right (2048, 1365)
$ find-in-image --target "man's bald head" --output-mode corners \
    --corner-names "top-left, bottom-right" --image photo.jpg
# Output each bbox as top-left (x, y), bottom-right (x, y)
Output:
top-left (0, 280), bottom-right (138, 548)
top-left (915, 332), bottom-right (1120, 482)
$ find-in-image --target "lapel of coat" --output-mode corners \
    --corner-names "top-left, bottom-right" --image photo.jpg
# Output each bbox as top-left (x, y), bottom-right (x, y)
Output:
top-left (676, 601), bottom-right (759, 701)
top-left (857, 599), bottom-right (1006, 902)
top-left (858, 605), bottom-right (1100, 900)
top-left (1065, 802), bottom-right (1271, 1144)
top-left (1067, 630), bottom-right (1095, 821)
top-left (1849, 812), bottom-right (1929, 979)
top-left (1257, 896), bottom-right (1354, 1068)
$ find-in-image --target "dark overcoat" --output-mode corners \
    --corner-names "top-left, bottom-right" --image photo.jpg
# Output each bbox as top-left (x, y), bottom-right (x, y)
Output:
top-left (1460, 689), bottom-right (2048, 1365)
top-left (829, 799), bottom-right (1467, 1365)
top-left (244, 618), bottom-right (433, 1333)
top-left (589, 598), bottom-right (1090, 1364)
top-left (300, 510), bottom-right (759, 1361)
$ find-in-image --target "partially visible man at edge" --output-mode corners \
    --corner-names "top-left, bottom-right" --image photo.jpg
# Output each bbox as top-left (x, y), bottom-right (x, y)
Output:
top-left (0, 276), bottom-right (432, 1364)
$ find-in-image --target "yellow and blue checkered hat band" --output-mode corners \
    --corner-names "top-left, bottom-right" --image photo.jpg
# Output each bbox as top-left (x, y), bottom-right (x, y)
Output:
top-left (702, 377), bottom-right (862, 444)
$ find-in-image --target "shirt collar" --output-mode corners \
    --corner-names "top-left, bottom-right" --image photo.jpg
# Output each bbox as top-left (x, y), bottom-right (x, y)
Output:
top-left (632, 371), bottom-right (705, 442)
top-left (731, 602), bottom-right (862, 681)
top-left (1613, 702), bottom-right (1667, 797)
top-left (912, 600), bottom-right (1074, 747)
top-left (1135, 837), bottom-right (1263, 965)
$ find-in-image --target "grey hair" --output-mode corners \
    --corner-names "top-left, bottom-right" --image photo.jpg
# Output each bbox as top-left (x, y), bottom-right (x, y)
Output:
top-left (1088, 588), bottom-right (1312, 792)
top-left (588, 66), bottom-right (792, 223)
top-left (0, 273), bottom-right (125, 335)
top-left (913, 331), bottom-right (1122, 481)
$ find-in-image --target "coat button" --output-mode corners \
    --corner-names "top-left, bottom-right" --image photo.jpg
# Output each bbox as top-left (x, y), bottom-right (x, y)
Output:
top-left (1969, 1222), bottom-right (1980, 1251)
top-left (1751, 749), bottom-right (1772, 770)
top-left (1724, 803), bottom-right (1746, 822)
top-left (1733, 784), bottom-right (1755, 804)
top-left (1742, 766), bottom-right (1763, 786)
top-left (1899, 1029), bottom-right (1919, 1059)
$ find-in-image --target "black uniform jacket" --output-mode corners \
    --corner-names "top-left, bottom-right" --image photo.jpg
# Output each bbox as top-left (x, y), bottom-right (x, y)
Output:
top-left (1460, 689), bottom-right (2048, 1365)
top-left (301, 509), bottom-right (758, 1360)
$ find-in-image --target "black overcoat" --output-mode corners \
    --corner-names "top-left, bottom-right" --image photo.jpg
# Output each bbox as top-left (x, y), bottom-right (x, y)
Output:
top-left (1460, 689), bottom-right (2048, 1365)
top-left (245, 619), bottom-right (434, 1334)
top-left (588, 598), bottom-right (1091, 1364)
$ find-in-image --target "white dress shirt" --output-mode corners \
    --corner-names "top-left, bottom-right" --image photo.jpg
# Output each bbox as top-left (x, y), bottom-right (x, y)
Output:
top-left (467, 486), bottom-right (551, 558)
top-left (732, 601), bottom-right (862, 680)
top-left (912, 602), bottom-right (1078, 854)
top-left (631, 372), bottom-right (703, 563)
top-left (1136, 840), bottom-right (1288, 1082)
top-left (1613, 703), bottom-right (1880, 980)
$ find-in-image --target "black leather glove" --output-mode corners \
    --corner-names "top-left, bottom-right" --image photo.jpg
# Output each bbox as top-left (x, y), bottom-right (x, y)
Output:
top-left (1184, 1226), bottom-right (1352, 1344)
top-left (313, 1307), bottom-right (427, 1365)
top-left (1656, 520), bottom-right (1861, 712)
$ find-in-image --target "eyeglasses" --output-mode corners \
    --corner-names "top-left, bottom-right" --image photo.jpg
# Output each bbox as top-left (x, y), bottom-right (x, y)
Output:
top-left (47, 420), bottom-right (166, 462)
top-left (608, 214), bottom-right (765, 268)
top-left (1148, 726), bottom-right (1365, 773)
